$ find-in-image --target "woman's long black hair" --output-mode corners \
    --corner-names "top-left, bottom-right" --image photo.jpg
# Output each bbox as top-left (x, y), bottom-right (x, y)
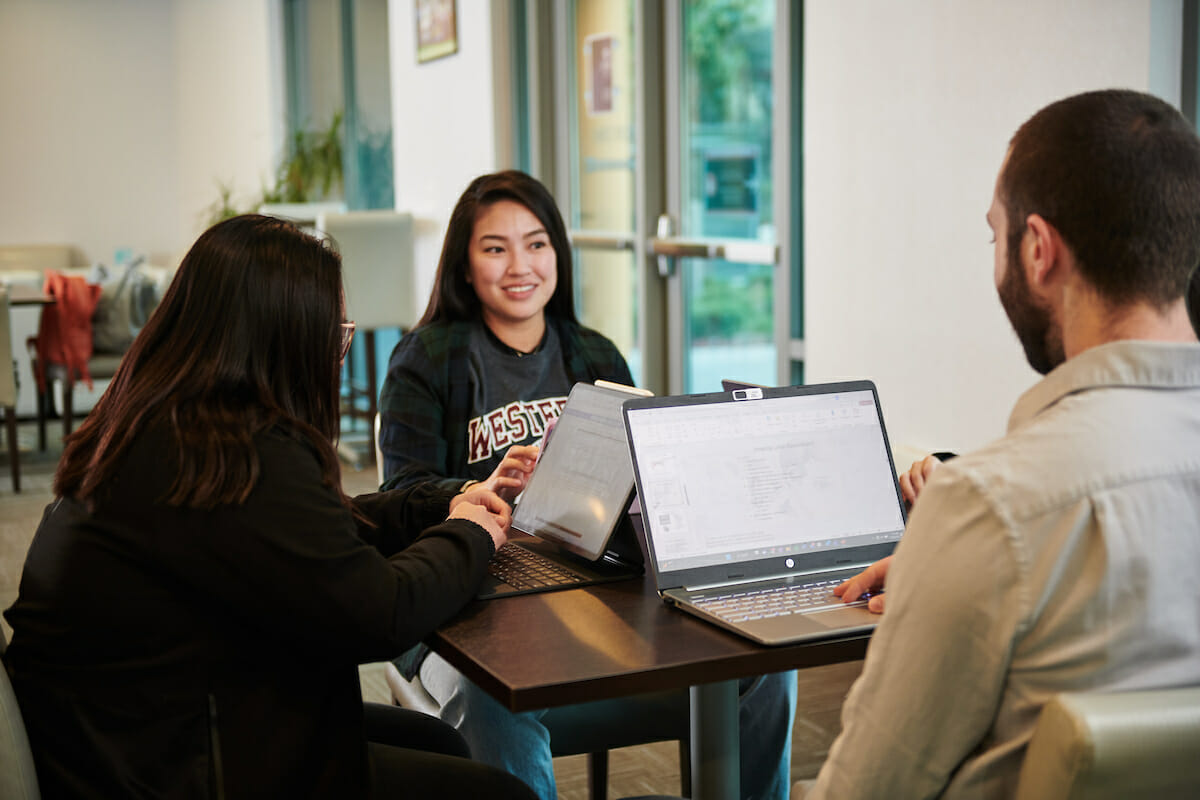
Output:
top-left (56, 214), bottom-right (348, 509)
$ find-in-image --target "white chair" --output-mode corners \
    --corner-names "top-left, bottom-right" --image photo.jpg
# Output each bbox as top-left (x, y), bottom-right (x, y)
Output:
top-left (25, 276), bottom-right (125, 451)
top-left (0, 628), bottom-right (42, 799)
top-left (0, 245), bottom-right (77, 420)
top-left (257, 201), bottom-right (347, 229)
top-left (1, 287), bottom-right (21, 491)
top-left (1015, 686), bottom-right (1200, 799)
top-left (318, 210), bottom-right (416, 431)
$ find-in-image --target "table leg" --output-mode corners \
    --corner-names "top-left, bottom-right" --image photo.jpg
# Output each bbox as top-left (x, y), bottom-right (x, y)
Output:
top-left (690, 679), bottom-right (740, 800)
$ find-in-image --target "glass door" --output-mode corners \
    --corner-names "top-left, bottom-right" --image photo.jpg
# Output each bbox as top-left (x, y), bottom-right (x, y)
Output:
top-left (538, 0), bottom-right (798, 395)
top-left (663, 0), bottom-right (778, 392)
top-left (566, 2), bottom-right (642, 381)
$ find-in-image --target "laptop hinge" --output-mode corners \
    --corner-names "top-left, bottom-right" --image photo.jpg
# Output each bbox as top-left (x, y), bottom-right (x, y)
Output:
top-left (601, 550), bottom-right (642, 570)
top-left (682, 562), bottom-right (873, 593)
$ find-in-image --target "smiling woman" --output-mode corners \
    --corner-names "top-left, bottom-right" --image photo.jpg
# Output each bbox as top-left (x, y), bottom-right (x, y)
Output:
top-left (374, 171), bottom-right (797, 800)
top-left (377, 169), bottom-right (631, 499)
top-left (466, 199), bottom-right (558, 353)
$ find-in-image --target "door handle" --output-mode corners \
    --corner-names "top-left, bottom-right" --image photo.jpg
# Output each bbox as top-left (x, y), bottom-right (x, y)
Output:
top-left (654, 214), bottom-right (676, 277)
top-left (568, 231), bottom-right (637, 251)
top-left (648, 236), bottom-right (778, 266)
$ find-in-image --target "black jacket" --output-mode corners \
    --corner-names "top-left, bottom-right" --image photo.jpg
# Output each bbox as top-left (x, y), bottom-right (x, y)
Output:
top-left (378, 317), bottom-right (634, 493)
top-left (3, 424), bottom-right (495, 798)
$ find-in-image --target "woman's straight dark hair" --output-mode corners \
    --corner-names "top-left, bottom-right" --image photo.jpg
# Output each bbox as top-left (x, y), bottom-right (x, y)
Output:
top-left (416, 170), bottom-right (578, 328)
top-left (55, 214), bottom-right (349, 509)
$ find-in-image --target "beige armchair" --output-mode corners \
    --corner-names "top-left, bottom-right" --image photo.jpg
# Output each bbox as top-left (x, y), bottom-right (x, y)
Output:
top-left (0, 628), bottom-right (41, 799)
top-left (1015, 686), bottom-right (1200, 799)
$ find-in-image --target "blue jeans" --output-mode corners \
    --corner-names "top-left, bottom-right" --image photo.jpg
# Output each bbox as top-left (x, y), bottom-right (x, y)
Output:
top-left (419, 651), bottom-right (796, 800)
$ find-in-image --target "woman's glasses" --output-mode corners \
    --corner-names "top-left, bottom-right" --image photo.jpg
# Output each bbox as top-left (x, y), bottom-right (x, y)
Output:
top-left (340, 321), bottom-right (356, 360)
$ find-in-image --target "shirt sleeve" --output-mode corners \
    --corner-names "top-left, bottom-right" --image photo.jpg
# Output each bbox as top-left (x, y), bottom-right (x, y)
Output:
top-left (154, 431), bottom-right (494, 664)
top-left (377, 331), bottom-right (462, 494)
top-left (806, 467), bottom-right (1026, 799)
top-left (351, 481), bottom-right (462, 555)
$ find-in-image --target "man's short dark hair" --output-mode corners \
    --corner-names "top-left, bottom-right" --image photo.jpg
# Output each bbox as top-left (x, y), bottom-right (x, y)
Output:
top-left (1001, 89), bottom-right (1200, 309)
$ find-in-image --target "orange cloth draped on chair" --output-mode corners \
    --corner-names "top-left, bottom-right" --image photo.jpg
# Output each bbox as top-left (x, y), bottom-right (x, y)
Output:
top-left (34, 270), bottom-right (102, 392)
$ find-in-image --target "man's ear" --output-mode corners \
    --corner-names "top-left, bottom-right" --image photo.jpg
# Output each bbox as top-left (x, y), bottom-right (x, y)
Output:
top-left (1021, 213), bottom-right (1064, 290)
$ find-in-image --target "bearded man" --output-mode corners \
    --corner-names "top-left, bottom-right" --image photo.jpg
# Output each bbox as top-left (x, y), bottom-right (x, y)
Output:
top-left (809, 89), bottom-right (1200, 799)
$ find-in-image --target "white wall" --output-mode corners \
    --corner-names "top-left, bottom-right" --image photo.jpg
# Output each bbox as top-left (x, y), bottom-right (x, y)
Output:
top-left (1, 0), bottom-right (1181, 445)
top-left (804, 0), bottom-right (1177, 456)
top-left (0, 0), bottom-right (281, 415)
top-left (174, 0), bottom-right (285, 249)
top-left (0, 1), bottom-right (178, 264)
top-left (388, 0), bottom-right (511, 321)
top-left (0, 0), bottom-right (281, 268)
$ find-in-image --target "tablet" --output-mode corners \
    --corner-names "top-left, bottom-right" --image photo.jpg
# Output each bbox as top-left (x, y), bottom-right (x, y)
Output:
top-left (510, 381), bottom-right (650, 561)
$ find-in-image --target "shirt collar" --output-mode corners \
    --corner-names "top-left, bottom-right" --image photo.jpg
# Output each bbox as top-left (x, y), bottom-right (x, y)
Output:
top-left (1008, 339), bottom-right (1200, 432)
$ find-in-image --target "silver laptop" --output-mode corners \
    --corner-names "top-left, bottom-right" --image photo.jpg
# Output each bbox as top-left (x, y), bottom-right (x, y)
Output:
top-left (622, 380), bottom-right (906, 645)
top-left (477, 381), bottom-right (650, 599)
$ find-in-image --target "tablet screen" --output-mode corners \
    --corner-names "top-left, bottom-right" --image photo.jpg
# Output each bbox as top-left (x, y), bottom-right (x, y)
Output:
top-left (511, 382), bottom-right (645, 560)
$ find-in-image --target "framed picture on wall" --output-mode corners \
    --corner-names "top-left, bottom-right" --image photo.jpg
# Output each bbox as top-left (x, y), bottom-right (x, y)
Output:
top-left (415, 0), bottom-right (457, 63)
top-left (584, 34), bottom-right (615, 116)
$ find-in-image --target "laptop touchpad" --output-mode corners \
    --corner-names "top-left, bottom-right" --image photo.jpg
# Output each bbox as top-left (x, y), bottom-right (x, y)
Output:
top-left (808, 606), bottom-right (877, 628)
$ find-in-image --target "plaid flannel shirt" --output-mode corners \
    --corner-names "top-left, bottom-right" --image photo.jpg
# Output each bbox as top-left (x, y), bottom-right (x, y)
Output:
top-left (378, 317), bottom-right (633, 493)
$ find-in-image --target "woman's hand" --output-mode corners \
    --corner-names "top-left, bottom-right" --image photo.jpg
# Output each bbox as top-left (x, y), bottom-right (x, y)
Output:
top-left (479, 444), bottom-right (540, 502)
top-left (833, 556), bottom-right (892, 614)
top-left (449, 487), bottom-right (512, 551)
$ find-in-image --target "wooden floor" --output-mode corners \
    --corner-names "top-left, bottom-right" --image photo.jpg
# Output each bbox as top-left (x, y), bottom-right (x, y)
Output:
top-left (1, 418), bottom-right (862, 799)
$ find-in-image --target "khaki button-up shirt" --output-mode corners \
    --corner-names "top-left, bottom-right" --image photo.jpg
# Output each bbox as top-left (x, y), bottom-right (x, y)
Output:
top-left (809, 340), bottom-right (1200, 799)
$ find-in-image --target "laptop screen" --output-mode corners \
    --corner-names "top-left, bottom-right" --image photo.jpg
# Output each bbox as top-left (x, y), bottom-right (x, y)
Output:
top-left (624, 383), bottom-right (905, 576)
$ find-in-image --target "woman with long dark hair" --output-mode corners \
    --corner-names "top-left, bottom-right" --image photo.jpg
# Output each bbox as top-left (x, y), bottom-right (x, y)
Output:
top-left (3, 215), bottom-right (533, 799)
top-left (378, 169), bottom-right (632, 498)
top-left (378, 173), bottom-right (797, 800)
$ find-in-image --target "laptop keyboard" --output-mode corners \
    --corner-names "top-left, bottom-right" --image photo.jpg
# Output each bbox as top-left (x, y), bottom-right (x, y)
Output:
top-left (693, 578), bottom-right (848, 623)
top-left (488, 544), bottom-right (587, 591)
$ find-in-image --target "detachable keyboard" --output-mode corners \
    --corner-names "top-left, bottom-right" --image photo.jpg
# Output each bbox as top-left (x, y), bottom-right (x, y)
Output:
top-left (692, 578), bottom-right (849, 623)
top-left (487, 544), bottom-right (588, 591)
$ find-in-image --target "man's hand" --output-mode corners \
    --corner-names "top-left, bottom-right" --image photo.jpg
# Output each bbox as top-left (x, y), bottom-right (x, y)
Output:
top-left (899, 454), bottom-right (942, 507)
top-left (449, 487), bottom-right (512, 551)
top-left (480, 444), bottom-right (540, 502)
top-left (834, 556), bottom-right (892, 614)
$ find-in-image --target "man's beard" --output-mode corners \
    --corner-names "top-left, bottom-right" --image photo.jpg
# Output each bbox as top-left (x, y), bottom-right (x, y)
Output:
top-left (997, 249), bottom-right (1064, 375)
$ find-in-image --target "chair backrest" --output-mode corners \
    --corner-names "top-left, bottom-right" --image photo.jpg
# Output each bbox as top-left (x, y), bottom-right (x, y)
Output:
top-left (1015, 687), bottom-right (1200, 800)
top-left (0, 287), bottom-right (17, 406)
top-left (318, 211), bottom-right (416, 332)
top-left (0, 245), bottom-right (76, 287)
top-left (0, 628), bottom-right (42, 799)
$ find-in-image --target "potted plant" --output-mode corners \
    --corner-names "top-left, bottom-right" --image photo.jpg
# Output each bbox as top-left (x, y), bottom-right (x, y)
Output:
top-left (206, 111), bottom-right (345, 225)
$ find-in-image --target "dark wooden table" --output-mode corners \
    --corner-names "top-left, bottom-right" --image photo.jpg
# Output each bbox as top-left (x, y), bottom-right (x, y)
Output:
top-left (429, 528), bottom-right (871, 799)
